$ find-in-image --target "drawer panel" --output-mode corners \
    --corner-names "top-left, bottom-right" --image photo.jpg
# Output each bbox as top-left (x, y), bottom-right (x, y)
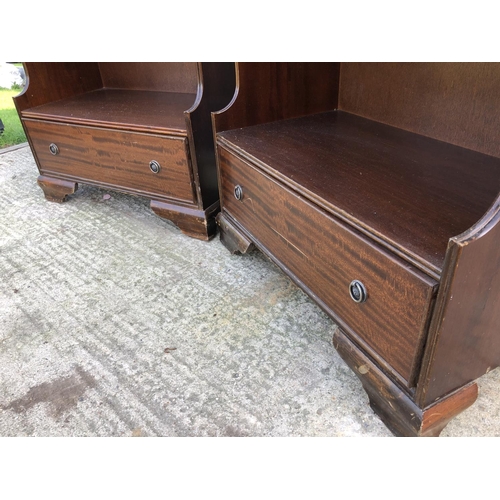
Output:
top-left (25, 119), bottom-right (196, 203)
top-left (218, 146), bottom-right (437, 386)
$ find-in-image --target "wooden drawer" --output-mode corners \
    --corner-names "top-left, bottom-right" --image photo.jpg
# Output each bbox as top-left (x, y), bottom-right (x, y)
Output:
top-left (24, 119), bottom-right (196, 204)
top-left (218, 146), bottom-right (437, 386)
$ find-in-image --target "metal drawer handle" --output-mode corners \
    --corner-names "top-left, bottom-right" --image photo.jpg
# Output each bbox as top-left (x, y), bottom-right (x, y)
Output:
top-left (349, 280), bottom-right (367, 303)
top-left (49, 143), bottom-right (59, 155)
top-left (149, 160), bottom-right (161, 174)
top-left (234, 185), bottom-right (243, 201)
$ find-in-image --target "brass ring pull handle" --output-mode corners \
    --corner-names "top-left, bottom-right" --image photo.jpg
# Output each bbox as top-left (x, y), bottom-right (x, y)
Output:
top-left (149, 160), bottom-right (161, 174)
top-left (49, 143), bottom-right (59, 155)
top-left (349, 280), bottom-right (367, 303)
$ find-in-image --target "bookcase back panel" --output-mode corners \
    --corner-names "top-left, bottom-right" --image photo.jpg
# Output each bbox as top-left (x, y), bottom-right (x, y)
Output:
top-left (16, 63), bottom-right (103, 111)
top-left (98, 63), bottom-right (198, 94)
top-left (214, 62), bottom-right (340, 131)
top-left (338, 62), bottom-right (500, 158)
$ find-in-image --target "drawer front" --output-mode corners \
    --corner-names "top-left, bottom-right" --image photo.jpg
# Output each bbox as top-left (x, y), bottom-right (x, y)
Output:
top-left (219, 146), bottom-right (437, 386)
top-left (25, 119), bottom-right (196, 204)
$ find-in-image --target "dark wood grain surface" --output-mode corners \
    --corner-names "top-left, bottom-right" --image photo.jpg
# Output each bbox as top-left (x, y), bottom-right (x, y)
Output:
top-left (150, 200), bottom-right (219, 241)
top-left (219, 146), bottom-right (437, 384)
top-left (16, 62), bottom-right (235, 241)
top-left (186, 63), bottom-right (237, 209)
top-left (418, 197), bottom-right (500, 406)
top-left (26, 119), bottom-right (196, 204)
top-left (339, 62), bottom-right (500, 158)
top-left (218, 111), bottom-right (500, 275)
top-left (14, 63), bottom-right (103, 112)
top-left (22, 89), bottom-right (195, 135)
top-left (98, 63), bottom-right (198, 94)
top-left (333, 329), bottom-right (478, 436)
top-left (37, 175), bottom-right (78, 203)
top-left (213, 62), bottom-right (340, 132)
top-left (213, 62), bottom-right (500, 434)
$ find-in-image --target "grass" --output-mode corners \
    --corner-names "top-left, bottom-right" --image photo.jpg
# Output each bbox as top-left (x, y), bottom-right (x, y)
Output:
top-left (0, 88), bottom-right (27, 149)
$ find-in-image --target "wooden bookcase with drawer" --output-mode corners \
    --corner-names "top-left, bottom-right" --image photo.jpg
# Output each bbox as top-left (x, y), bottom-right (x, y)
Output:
top-left (213, 62), bottom-right (500, 436)
top-left (14, 62), bottom-right (236, 240)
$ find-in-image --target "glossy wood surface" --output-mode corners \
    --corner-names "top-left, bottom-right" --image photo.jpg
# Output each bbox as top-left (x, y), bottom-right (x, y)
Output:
top-left (213, 62), bottom-right (339, 132)
top-left (218, 111), bottom-right (500, 276)
top-left (418, 196), bottom-right (500, 406)
top-left (339, 62), bottom-right (500, 158)
top-left (37, 175), bottom-right (78, 203)
top-left (333, 329), bottom-right (478, 437)
top-left (150, 200), bottom-right (219, 241)
top-left (213, 62), bottom-right (500, 435)
top-left (22, 89), bottom-right (195, 135)
top-left (14, 63), bottom-right (103, 112)
top-left (218, 146), bottom-right (437, 384)
top-left (16, 62), bottom-right (238, 239)
top-left (98, 63), bottom-right (198, 93)
top-left (26, 119), bottom-right (196, 204)
top-left (186, 63), bottom-right (237, 209)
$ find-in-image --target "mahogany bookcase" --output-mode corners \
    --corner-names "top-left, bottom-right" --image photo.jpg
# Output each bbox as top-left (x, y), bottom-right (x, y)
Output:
top-left (213, 63), bottom-right (500, 436)
top-left (15, 62), bottom-right (235, 240)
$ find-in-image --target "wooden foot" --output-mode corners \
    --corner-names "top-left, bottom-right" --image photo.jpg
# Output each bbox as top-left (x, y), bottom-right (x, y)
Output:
top-left (150, 200), bottom-right (219, 241)
top-left (332, 329), bottom-right (478, 437)
top-left (37, 175), bottom-right (78, 203)
top-left (216, 212), bottom-right (254, 254)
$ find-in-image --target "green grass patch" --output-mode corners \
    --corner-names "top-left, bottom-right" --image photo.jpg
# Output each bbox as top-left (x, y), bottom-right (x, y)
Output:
top-left (0, 88), bottom-right (26, 149)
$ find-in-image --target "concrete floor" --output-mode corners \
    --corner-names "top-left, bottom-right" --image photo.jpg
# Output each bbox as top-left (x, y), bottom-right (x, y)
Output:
top-left (1, 145), bottom-right (499, 437)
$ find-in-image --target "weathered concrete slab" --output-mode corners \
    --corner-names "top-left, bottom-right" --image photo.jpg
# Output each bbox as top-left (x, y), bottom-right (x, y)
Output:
top-left (0, 146), bottom-right (499, 436)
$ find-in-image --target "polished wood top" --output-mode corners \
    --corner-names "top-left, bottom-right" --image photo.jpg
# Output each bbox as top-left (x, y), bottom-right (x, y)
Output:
top-left (218, 111), bottom-right (500, 275)
top-left (22, 89), bottom-right (196, 135)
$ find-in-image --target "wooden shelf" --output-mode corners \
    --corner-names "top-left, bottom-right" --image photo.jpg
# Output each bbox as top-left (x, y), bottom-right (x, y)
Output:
top-left (218, 110), bottom-right (500, 275)
top-left (16, 62), bottom-right (236, 240)
top-left (21, 88), bottom-right (197, 135)
top-left (214, 62), bottom-right (500, 435)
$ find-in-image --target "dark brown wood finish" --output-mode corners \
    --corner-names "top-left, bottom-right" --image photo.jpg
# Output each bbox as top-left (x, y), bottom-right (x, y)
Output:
top-left (150, 200), bottom-right (219, 241)
top-left (185, 62), bottom-right (236, 209)
top-left (213, 62), bottom-right (340, 132)
top-left (22, 89), bottom-right (195, 135)
top-left (213, 62), bottom-right (500, 436)
top-left (98, 63), bottom-right (198, 93)
top-left (37, 175), bottom-right (78, 203)
top-left (14, 63), bottom-right (103, 112)
top-left (25, 119), bottom-right (196, 204)
top-left (15, 62), bottom-right (236, 239)
top-left (218, 146), bottom-right (437, 385)
top-left (339, 62), bottom-right (500, 158)
top-left (418, 196), bottom-right (500, 406)
top-left (218, 111), bottom-right (500, 275)
top-left (333, 329), bottom-right (478, 437)
top-left (216, 212), bottom-right (254, 255)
